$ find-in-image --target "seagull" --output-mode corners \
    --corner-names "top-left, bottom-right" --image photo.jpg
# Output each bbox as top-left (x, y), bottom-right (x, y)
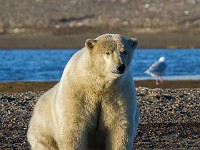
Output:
top-left (144, 57), bottom-right (167, 85)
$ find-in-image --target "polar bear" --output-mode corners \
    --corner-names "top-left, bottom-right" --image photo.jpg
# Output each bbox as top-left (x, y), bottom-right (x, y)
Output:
top-left (27, 34), bottom-right (139, 150)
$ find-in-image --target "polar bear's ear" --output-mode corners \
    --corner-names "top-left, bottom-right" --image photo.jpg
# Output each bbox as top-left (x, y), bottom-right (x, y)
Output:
top-left (85, 39), bottom-right (97, 50)
top-left (129, 38), bottom-right (139, 48)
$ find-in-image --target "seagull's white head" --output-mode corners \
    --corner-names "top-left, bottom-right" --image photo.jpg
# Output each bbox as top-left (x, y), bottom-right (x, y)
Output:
top-left (159, 57), bottom-right (165, 62)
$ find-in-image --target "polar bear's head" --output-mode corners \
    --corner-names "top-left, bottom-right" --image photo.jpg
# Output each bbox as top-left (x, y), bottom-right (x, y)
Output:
top-left (85, 34), bottom-right (138, 77)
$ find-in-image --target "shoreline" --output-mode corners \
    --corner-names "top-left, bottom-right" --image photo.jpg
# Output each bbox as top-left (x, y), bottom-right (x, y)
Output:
top-left (0, 80), bottom-right (199, 93)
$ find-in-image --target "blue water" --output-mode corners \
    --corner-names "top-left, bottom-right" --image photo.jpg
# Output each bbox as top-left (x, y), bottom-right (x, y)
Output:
top-left (0, 49), bottom-right (200, 81)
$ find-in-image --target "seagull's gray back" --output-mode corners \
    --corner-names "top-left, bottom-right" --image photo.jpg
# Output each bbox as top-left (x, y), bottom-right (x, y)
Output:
top-left (146, 61), bottom-right (167, 76)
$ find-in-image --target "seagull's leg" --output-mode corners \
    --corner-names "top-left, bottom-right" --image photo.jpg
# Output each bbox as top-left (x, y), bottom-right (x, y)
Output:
top-left (160, 76), bottom-right (163, 84)
top-left (156, 76), bottom-right (159, 85)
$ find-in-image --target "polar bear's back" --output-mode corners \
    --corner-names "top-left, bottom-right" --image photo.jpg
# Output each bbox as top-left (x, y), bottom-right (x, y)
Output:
top-left (27, 84), bottom-right (58, 145)
top-left (60, 48), bottom-right (86, 80)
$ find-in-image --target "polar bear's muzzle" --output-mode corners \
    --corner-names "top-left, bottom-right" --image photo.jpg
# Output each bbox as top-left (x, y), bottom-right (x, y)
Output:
top-left (111, 63), bottom-right (126, 74)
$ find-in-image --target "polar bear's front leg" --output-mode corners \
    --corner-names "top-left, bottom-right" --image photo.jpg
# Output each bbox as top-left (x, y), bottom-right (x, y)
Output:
top-left (102, 102), bottom-right (134, 150)
top-left (106, 123), bottom-right (133, 150)
top-left (57, 123), bottom-right (88, 150)
top-left (55, 99), bottom-right (97, 150)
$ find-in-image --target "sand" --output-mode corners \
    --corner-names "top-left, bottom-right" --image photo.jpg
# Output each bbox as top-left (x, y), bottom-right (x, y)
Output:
top-left (1, 32), bottom-right (200, 49)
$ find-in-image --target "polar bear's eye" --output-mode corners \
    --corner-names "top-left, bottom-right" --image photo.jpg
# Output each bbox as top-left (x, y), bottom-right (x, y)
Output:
top-left (105, 52), bottom-right (110, 55)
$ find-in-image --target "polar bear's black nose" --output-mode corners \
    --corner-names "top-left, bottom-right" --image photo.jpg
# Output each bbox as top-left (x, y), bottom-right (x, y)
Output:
top-left (116, 64), bottom-right (125, 74)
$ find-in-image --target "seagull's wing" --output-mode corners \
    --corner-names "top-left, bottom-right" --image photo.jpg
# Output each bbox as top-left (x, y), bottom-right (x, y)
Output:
top-left (145, 61), bottom-right (167, 74)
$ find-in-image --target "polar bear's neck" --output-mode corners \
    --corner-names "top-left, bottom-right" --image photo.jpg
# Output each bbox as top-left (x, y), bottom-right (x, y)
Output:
top-left (74, 66), bottom-right (131, 92)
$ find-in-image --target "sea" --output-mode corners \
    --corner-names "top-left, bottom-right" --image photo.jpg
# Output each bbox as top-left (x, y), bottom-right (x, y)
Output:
top-left (0, 49), bottom-right (200, 82)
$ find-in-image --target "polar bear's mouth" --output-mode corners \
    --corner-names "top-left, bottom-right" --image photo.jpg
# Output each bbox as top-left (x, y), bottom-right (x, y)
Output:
top-left (112, 70), bottom-right (125, 74)
top-left (111, 64), bottom-right (126, 74)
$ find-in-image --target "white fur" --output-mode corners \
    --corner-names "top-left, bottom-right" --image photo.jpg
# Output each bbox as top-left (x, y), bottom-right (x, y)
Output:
top-left (27, 34), bottom-right (139, 150)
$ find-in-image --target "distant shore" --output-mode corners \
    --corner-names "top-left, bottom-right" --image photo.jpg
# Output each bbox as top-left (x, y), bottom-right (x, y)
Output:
top-left (1, 0), bottom-right (200, 49)
top-left (1, 31), bottom-right (200, 49)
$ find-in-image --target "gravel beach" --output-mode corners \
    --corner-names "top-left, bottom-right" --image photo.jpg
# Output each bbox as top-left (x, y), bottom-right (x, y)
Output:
top-left (0, 87), bottom-right (199, 149)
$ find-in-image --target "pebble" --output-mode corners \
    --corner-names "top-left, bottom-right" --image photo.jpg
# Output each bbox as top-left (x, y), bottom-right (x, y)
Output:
top-left (0, 88), bottom-right (199, 149)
